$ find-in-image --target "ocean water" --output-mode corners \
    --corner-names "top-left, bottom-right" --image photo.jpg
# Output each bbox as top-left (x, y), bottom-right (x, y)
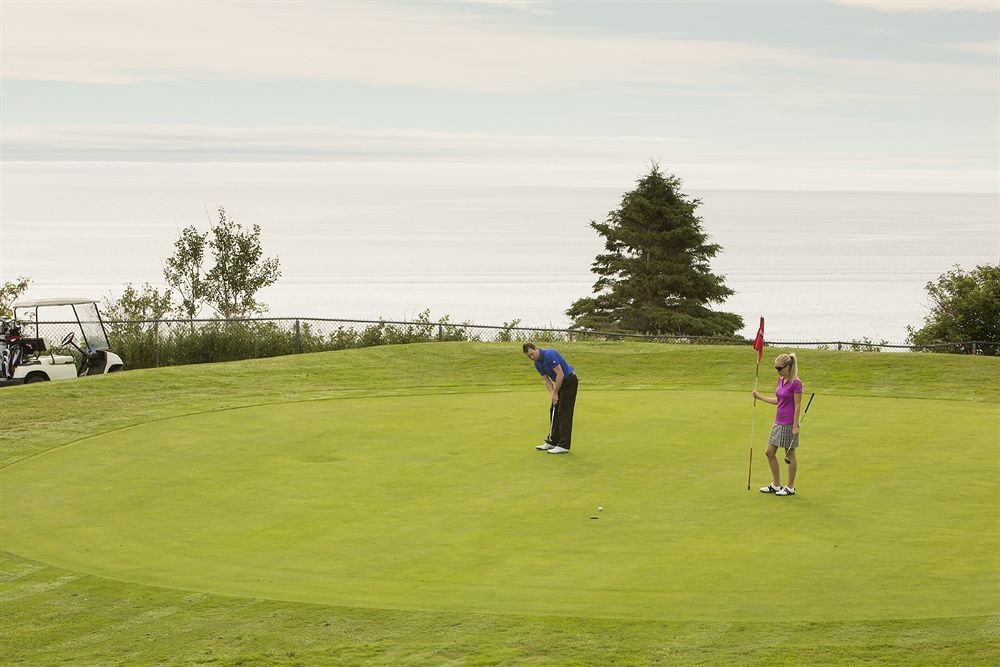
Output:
top-left (1, 162), bottom-right (996, 344)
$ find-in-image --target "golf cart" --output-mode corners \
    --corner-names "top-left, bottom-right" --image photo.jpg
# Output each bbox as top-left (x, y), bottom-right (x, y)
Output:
top-left (0, 298), bottom-right (125, 387)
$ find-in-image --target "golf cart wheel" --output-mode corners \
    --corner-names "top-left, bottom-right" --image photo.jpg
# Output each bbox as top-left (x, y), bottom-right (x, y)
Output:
top-left (23, 373), bottom-right (49, 384)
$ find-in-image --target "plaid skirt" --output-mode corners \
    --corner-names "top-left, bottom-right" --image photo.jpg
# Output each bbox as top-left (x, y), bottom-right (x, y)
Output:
top-left (768, 423), bottom-right (799, 449)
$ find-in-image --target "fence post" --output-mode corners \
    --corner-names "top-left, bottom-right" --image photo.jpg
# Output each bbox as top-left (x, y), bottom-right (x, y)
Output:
top-left (438, 323), bottom-right (443, 341)
top-left (837, 342), bottom-right (842, 351)
top-left (295, 319), bottom-right (301, 354)
top-left (971, 342), bottom-right (977, 355)
top-left (155, 319), bottom-right (160, 368)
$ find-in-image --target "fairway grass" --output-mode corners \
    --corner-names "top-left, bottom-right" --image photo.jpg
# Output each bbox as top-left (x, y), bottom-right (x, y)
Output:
top-left (1, 342), bottom-right (998, 664)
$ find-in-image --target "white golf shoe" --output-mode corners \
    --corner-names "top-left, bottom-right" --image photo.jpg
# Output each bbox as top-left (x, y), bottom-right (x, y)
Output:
top-left (547, 446), bottom-right (570, 454)
top-left (775, 486), bottom-right (796, 496)
top-left (535, 443), bottom-right (554, 450)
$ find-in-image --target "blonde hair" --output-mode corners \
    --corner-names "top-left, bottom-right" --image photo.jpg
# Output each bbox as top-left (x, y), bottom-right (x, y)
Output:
top-left (775, 353), bottom-right (799, 384)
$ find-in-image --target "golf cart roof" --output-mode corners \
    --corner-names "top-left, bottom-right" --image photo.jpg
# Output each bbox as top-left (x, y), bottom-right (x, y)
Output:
top-left (13, 298), bottom-right (100, 308)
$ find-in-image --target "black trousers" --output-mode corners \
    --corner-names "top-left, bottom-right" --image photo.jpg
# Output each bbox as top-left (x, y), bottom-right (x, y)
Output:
top-left (547, 373), bottom-right (579, 449)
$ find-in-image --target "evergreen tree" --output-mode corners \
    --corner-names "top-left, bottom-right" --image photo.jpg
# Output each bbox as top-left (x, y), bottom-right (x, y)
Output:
top-left (567, 164), bottom-right (742, 336)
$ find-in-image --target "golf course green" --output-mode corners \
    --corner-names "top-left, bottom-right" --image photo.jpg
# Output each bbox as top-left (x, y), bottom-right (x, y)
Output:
top-left (1, 342), bottom-right (997, 664)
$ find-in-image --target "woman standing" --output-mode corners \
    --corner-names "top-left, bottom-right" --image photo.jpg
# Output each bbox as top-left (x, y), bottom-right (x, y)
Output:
top-left (753, 353), bottom-right (803, 497)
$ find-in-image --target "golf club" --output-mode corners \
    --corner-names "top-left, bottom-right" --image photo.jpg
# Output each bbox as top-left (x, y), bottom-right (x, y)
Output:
top-left (785, 392), bottom-right (815, 464)
top-left (535, 397), bottom-right (556, 450)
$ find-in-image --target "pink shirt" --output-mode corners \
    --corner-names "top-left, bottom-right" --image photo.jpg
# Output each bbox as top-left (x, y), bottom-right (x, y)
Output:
top-left (775, 377), bottom-right (803, 425)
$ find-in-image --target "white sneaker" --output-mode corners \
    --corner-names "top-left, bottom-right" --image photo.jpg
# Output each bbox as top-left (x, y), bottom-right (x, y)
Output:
top-left (760, 483), bottom-right (781, 494)
top-left (535, 443), bottom-right (554, 450)
top-left (547, 446), bottom-right (570, 454)
top-left (775, 486), bottom-right (796, 496)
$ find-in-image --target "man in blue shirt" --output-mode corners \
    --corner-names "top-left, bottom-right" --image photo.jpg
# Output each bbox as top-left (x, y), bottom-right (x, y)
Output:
top-left (522, 342), bottom-right (579, 454)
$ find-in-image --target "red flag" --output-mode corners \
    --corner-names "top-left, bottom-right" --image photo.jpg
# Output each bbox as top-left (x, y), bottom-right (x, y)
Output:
top-left (752, 316), bottom-right (765, 363)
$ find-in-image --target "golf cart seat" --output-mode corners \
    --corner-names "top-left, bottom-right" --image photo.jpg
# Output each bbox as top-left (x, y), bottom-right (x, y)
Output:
top-left (18, 337), bottom-right (46, 355)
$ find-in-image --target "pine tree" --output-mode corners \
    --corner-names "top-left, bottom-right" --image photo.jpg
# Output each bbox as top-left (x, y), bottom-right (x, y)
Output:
top-left (567, 164), bottom-right (743, 336)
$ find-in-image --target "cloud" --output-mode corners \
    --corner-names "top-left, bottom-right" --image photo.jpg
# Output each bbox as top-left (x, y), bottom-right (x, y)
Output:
top-left (0, 2), bottom-right (781, 90)
top-left (463, 0), bottom-right (554, 15)
top-left (835, 0), bottom-right (998, 12)
top-left (0, 123), bottom-right (691, 162)
top-left (2, 124), bottom-right (995, 192)
top-left (939, 40), bottom-right (1000, 56)
top-left (0, 1), bottom-right (993, 95)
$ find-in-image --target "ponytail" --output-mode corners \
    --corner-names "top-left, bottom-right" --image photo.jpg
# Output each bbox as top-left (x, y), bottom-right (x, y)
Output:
top-left (775, 353), bottom-right (799, 384)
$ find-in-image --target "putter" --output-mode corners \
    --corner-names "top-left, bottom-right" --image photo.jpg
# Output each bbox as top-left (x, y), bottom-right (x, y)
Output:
top-left (537, 398), bottom-right (556, 450)
top-left (786, 392), bottom-right (815, 464)
top-left (549, 399), bottom-right (556, 442)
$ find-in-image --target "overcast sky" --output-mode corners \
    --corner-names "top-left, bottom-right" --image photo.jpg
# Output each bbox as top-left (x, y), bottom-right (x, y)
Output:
top-left (2, 0), bottom-right (997, 191)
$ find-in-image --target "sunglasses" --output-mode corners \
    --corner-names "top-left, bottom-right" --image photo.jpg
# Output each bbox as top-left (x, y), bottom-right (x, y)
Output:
top-left (774, 365), bottom-right (786, 371)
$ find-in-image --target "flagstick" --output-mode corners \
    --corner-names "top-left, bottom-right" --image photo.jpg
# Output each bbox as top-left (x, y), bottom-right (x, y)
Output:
top-left (747, 359), bottom-right (760, 490)
top-left (748, 315), bottom-right (765, 491)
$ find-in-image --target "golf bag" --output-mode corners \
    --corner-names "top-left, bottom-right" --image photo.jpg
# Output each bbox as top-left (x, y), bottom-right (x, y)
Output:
top-left (1, 319), bottom-right (24, 380)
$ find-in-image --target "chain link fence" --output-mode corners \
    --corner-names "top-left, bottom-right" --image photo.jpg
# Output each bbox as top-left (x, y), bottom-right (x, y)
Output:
top-left (14, 316), bottom-right (998, 371)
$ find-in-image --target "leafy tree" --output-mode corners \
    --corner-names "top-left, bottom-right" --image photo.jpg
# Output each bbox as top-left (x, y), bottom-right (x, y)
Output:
top-left (0, 276), bottom-right (31, 318)
top-left (204, 208), bottom-right (281, 319)
top-left (103, 283), bottom-right (174, 328)
top-left (163, 225), bottom-right (208, 320)
top-left (567, 164), bottom-right (743, 336)
top-left (103, 283), bottom-right (174, 366)
top-left (163, 208), bottom-right (281, 320)
top-left (907, 264), bottom-right (1000, 354)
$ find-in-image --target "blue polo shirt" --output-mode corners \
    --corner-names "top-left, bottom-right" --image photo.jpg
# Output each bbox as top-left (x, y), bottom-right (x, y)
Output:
top-left (534, 348), bottom-right (574, 381)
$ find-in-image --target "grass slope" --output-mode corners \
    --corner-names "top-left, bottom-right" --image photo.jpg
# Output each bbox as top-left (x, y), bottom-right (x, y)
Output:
top-left (1, 342), bottom-right (998, 665)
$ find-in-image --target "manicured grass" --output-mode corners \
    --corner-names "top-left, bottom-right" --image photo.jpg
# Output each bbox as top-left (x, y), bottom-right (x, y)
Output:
top-left (1, 343), bottom-right (998, 664)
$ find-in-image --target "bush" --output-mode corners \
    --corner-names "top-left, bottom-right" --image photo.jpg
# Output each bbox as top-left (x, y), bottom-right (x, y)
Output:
top-left (907, 264), bottom-right (999, 355)
top-left (106, 312), bottom-right (488, 370)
